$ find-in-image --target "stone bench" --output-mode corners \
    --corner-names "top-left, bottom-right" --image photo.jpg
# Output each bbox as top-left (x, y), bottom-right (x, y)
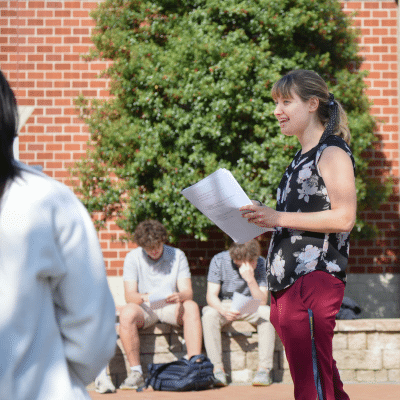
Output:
top-left (331, 318), bottom-right (400, 383)
top-left (105, 279), bottom-right (400, 385)
top-left (108, 321), bottom-right (284, 387)
top-left (107, 318), bottom-right (400, 387)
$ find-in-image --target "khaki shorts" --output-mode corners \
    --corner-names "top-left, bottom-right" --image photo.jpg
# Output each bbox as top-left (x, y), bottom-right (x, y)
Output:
top-left (140, 302), bottom-right (180, 330)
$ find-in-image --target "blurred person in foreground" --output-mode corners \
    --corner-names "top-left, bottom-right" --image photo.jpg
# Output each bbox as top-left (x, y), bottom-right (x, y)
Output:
top-left (202, 239), bottom-right (275, 386)
top-left (0, 70), bottom-right (117, 400)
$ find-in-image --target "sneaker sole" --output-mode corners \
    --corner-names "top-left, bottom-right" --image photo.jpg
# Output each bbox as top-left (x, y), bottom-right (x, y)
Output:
top-left (95, 388), bottom-right (116, 394)
top-left (119, 386), bottom-right (140, 390)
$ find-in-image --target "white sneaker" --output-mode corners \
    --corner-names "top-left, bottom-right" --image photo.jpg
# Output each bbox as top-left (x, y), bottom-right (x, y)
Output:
top-left (119, 370), bottom-right (145, 390)
top-left (94, 372), bottom-right (116, 394)
top-left (213, 368), bottom-right (228, 386)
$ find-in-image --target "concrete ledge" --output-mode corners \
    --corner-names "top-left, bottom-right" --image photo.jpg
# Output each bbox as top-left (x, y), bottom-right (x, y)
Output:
top-left (335, 318), bottom-right (400, 332)
top-left (108, 318), bottom-right (400, 386)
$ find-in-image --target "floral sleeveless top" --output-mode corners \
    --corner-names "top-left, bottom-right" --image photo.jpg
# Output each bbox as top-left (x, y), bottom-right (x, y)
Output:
top-left (266, 135), bottom-right (355, 292)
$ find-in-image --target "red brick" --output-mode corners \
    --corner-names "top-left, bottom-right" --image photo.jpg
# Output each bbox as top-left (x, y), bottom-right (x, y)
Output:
top-left (72, 45), bottom-right (90, 53)
top-left (37, 10), bottom-right (53, 18)
top-left (27, 54), bottom-right (44, 62)
top-left (73, 28), bottom-right (89, 35)
top-left (382, 54), bottom-right (397, 62)
top-left (1, 45), bottom-right (18, 53)
top-left (103, 251), bottom-right (118, 258)
top-left (65, 143), bottom-right (81, 151)
top-left (73, 10), bottom-right (89, 18)
top-left (54, 135), bottom-right (72, 142)
top-left (46, 126), bottom-right (62, 133)
top-left (64, 90), bottom-right (82, 97)
top-left (37, 81), bottom-right (53, 88)
top-left (55, 117), bottom-right (72, 124)
top-left (19, 153), bottom-right (35, 161)
top-left (55, 63), bottom-right (72, 70)
top-left (46, 54), bottom-right (62, 62)
top-left (55, 10), bottom-right (71, 18)
top-left (63, 19), bottom-right (81, 26)
top-left (105, 268), bottom-right (118, 277)
top-left (382, 20), bottom-right (397, 27)
top-left (63, 72), bottom-right (81, 79)
top-left (64, 55), bottom-right (80, 62)
top-left (27, 143), bottom-right (44, 151)
top-left (45, 72), bottom-right (62, 79)
top-left (46, 90), bottom-right (62, 97)
top-left (36, 63), bottom-right (54, 70)
top-left (46, 19), bottom-right (63, 27)
top-left (64, 36), bottom-right (80, 44)
top-left (82, 2), bottom-right (99, 9)
top-left (73, 135), bottom-right (90, 142)
top-left (44, 161), bottom-right (64, 170)
top-left (54, 170), bottom-right (70, 178)
top-left (81, 19), bottom-right (96, 27)
top-left (45, 143), bottom-right (62, 151)
top-left (28, 19), bottom-right (44, 26)
top-left (55, 152), bottom-right (72, 160)
top-left (364, 2), bottom-right (380, 9)
top-left (372, 29), bottom-right (389, 36)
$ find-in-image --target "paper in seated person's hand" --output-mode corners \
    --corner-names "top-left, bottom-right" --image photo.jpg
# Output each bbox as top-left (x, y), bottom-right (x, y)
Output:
top-left (148, 286), bottom-right (174, 310)
top-left (231, 292), bottom-right (261, 316)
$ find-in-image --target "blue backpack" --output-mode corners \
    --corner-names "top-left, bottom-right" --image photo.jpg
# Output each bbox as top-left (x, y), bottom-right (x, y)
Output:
top-left (139, 354), bottom-right (215, 391)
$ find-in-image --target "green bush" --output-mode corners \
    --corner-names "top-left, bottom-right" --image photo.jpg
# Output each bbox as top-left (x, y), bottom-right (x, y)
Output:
top-left (73, 0), bottom-right (389, 243)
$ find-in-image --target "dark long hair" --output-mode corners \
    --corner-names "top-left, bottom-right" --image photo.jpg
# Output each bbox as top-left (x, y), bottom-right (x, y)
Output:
top-left (0, 70), bottom-right (19, 191)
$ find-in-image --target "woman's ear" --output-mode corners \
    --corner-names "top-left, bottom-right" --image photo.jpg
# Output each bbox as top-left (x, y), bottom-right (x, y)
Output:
top-left (309, 97), bottom-right (319, 112)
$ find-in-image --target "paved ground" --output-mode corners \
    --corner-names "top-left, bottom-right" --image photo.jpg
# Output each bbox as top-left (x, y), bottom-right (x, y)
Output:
top-left (89, 383), bottom-right (400, 400)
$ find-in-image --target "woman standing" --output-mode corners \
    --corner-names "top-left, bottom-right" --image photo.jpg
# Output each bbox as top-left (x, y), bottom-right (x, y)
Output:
top-left (240, 69), bottom-right (356, 400)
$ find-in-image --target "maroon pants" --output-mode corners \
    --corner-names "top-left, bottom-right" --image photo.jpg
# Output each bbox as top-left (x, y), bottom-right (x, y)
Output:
top-left (270, 271), bottom-right (350, 400)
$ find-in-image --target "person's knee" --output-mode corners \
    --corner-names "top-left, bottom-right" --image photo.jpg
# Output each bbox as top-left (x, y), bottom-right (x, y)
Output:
top-left (119, 304), bottom-right (143, 327)
top-left (182, 300), bottom-right (200, 319)
top-left (201, 306), bottom-right (220, 324)
top-left (257, 305), bottom-right (271, 322)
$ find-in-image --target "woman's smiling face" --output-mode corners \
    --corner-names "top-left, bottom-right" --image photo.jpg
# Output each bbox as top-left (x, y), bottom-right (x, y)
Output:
top-left (273, 92), bottom-right (314, 138)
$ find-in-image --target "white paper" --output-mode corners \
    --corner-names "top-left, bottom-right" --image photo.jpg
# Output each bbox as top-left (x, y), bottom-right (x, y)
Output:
top-left (231, 292), bottom-right (261, 315)
top-left (148, 286), bottom-right (174, 310)
top-left (181, 168), bottom-right (271, 244)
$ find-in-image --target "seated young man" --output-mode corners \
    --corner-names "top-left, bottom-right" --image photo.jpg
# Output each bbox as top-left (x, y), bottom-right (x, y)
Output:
top-left (202, 239), bottom-right (276, 386)
top-left (116, 219), bottom-right (202, 390)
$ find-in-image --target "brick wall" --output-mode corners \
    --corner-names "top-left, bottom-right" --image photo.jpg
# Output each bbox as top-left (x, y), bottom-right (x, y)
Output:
top-left (341, 1), bottom-right (400, 274)
top-left (1, 0), bottom-right (399, 276)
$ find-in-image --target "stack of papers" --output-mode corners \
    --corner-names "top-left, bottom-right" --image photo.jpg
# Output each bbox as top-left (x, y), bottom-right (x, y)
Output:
top-left (148, 286), bottom-right (174, 310)
top-left (231, 292), bottom-right (261, 315)
top-left (181, 168), bottom-right (271, 244)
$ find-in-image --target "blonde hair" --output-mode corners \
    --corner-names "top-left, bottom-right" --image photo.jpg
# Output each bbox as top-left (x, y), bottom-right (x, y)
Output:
top-left (229, 239), bottom-right (261, 262)
top-left (271, 69), bottom-right (351, 144)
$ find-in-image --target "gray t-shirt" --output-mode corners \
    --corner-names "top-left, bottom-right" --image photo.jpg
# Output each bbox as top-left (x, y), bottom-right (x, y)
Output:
top-left (207, 251), bottom-right (267, 300)
top-left (123, 245), bottom-right (191, 294)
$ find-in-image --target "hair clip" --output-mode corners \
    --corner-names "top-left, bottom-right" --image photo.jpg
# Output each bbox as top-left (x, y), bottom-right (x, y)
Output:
top-left (328, 93), bottom-right (335, 106)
